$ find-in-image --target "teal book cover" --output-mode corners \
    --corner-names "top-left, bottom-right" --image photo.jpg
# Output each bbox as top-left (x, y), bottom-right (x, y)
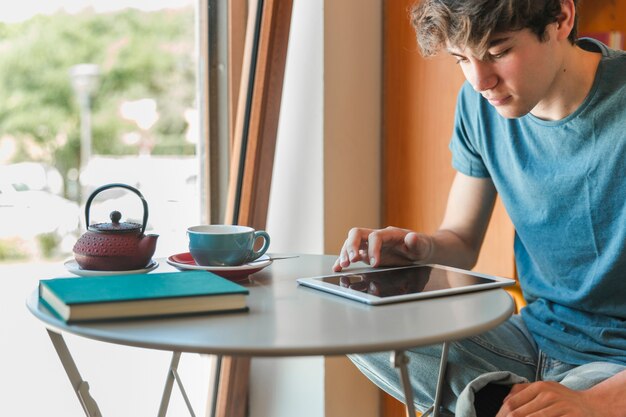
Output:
top-left (38, 270), bottom-right (249, 322)
top-left (40, 270), bottom-right (248, 305)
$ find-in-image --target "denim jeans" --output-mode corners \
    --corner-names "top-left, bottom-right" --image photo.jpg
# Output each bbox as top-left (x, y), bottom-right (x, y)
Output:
top-left (348, 315), bottom-right (625, 416)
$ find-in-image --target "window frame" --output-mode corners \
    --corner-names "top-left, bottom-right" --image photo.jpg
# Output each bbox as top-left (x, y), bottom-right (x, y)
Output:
top-left (199, 1), bottom-right (294, 416)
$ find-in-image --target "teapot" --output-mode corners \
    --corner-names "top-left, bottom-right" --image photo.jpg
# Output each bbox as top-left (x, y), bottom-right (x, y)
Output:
top-left (73, 183), bottom-right (159, 271)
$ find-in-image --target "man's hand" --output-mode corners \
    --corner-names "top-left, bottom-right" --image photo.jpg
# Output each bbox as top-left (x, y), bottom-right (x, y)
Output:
top-left (332, 226), bottom-right (433, 272)
top-left (332, 173), bottom-right (499, 273)
top-left (496, 381), bottom-right (608, 417)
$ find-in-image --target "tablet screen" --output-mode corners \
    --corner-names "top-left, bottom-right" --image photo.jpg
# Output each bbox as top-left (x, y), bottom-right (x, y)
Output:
top-left (319, 266), bottom-right (496, 298)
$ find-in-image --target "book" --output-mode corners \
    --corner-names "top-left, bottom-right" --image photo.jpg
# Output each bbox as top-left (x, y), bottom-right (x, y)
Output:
top-left (39, 270), bottom-right (249, 323)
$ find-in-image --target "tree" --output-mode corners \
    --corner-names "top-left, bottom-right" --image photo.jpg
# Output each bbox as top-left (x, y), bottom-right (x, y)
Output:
top-left (0, 8), bottom-right (196, 196)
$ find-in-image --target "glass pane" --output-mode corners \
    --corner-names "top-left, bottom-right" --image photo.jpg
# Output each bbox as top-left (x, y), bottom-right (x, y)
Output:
top-left (0, 0), bottom-right (200, 263)
top-left (1, 2), bottom-right (214, 417)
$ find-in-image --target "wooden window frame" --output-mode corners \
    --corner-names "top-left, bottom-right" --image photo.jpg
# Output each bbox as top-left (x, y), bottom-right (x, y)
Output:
top-left (225, 0), bottom-right (293, 228)
top-left (199, 0), bottom-right (294, 416)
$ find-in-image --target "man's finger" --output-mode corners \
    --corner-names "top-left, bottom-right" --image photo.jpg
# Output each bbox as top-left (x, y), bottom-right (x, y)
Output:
top-left (404, 232), bottom-right (433, 262)
top-left (346, 228), bottom-right (372, 261)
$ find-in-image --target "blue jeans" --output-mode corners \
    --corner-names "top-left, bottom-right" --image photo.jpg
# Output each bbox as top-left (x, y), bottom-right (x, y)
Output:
top-left (348, 315), bottom-right (625, 416)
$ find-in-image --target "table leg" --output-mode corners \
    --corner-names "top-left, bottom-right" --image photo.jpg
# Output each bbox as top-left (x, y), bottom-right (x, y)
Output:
top-left (157, 351), bottom-right (197, 417)
top-left (391, 350), bottom-right (417, 417)
top-left (208, 355), bottom-right (222, 417)
top-left (47, 329), bottom-right (103, 417)
top-left (157, 352), bottom-right (179, 417)
top-left (392, 341), bottom-right (450, 417)
top-left (431, 341), bottom-right (450, 417)
top-left (172, 365), bottom-right (197, 417)
top-left (48, 330), bottom-right (199, 417)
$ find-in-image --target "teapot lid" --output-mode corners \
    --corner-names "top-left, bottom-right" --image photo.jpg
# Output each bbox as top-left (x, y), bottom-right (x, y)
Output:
top-left (88, 211), bottom-right (141, 233)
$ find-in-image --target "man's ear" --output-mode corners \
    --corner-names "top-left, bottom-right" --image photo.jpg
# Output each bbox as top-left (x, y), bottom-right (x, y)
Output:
top-left (555, 0), bottom-right (576, 41)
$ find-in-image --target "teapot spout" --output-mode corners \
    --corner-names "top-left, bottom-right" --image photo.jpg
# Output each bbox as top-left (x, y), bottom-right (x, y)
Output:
top-left (140, 233), bottom-right (159, 260)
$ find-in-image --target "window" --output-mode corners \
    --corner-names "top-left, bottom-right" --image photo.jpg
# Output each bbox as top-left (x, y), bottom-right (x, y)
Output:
top-left (0, 0), bottom-right (200, 262)
top-left (2, 0), bottom-right (302, 415)
top-left (1, 2), bottom-right (214, 416)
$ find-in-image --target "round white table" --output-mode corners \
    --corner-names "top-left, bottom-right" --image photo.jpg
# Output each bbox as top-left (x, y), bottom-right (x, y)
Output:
top-left (27, 254), bottom-right (515, 417)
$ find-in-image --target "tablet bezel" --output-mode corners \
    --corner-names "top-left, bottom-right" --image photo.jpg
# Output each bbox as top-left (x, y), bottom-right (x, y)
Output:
top-left (296, 264), bottom-right (516, 305)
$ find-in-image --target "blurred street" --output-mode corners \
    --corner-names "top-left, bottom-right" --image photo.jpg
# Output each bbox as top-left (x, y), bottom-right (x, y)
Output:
top-left (2, 260), bottom-right (213, 417)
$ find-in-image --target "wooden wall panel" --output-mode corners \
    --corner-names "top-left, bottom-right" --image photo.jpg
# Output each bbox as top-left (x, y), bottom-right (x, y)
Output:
top-left (383, 1), bottom-right (515, 279)
top-left (382, 3), bottom-right (514, 414)
top-left (578, 0), bottom-right (626, 33)
top-left (381, 1), bottom-right (625, 416)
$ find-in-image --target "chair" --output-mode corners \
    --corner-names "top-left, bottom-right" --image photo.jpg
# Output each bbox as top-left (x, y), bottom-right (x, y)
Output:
top-left (382, 281), bottom-right (527, 416)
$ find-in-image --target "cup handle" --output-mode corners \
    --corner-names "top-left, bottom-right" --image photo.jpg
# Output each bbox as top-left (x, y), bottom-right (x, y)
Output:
top-left (248, 231), bottom-right (270, 262)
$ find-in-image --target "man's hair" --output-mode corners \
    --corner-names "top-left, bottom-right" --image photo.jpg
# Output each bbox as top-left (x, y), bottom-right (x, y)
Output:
top-left (410, 0), bottom-right (579, 58)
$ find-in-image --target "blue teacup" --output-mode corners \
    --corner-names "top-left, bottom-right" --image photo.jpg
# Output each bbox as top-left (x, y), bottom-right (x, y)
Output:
top-left (187, 225), bottom-right (271, 266)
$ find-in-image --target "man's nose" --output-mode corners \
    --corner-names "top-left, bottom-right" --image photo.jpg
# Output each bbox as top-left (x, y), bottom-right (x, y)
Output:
top-left (469, 61), bottom-right (497, 92)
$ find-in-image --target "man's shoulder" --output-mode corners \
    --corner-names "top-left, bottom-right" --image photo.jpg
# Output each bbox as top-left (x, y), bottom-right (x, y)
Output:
top-left (600, 49), bottom-right (626, 83)
top-left (577, 37), bottom-right (625, 58)
top-left (596, 47), bottom-right (626, 105)
top-left (579, 37), bottom-right (626, 79)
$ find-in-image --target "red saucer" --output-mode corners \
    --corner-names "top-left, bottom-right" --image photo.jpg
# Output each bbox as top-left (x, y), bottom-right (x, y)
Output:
top-left (167, 252), bottom-right (271, 281)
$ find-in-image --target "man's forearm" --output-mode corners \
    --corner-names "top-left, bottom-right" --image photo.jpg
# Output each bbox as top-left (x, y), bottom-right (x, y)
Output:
top-left (426, 229), bottom-right (482, 270)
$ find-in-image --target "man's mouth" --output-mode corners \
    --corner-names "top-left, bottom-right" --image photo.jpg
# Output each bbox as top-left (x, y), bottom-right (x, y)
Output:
top-left (485, 95), bottom-right (512, 106)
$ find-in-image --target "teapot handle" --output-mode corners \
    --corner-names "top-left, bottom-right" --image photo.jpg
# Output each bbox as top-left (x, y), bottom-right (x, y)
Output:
top-left (84, 183), bottom-right (149, 234)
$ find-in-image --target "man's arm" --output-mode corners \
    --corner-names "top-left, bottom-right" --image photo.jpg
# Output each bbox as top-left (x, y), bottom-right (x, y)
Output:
top-left (429, 171), bottom-right (498, 269)
top-left (496, 368), bottom-right (626, 417)
top-left (333, 172), bottom-right (498, 271)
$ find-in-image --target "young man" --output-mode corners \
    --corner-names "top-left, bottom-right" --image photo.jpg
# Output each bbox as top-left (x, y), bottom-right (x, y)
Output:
top-left (334, 0), bottom-right (626, 416)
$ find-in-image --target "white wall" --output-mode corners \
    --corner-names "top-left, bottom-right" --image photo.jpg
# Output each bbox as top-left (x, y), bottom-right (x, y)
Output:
top-left (265, 0), bottom-right (325, 256)
top-left (254, 1), bottom-right (325, 416)
top-left (256, 0), bottom-right (382, 416)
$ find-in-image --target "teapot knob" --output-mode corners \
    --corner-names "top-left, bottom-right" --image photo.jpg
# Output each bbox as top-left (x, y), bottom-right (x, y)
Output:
top-left (110, 211), bottom-right (122, 224)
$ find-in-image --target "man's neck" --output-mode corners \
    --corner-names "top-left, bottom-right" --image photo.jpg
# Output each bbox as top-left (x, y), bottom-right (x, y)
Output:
top-left (531, 45), bottom-right (601, 121)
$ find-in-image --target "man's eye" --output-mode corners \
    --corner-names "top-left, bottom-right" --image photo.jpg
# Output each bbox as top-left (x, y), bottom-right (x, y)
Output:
top-left (455, 57), bottom-right (469, 64)
top-left (489, 48), bottom-right (510, 60)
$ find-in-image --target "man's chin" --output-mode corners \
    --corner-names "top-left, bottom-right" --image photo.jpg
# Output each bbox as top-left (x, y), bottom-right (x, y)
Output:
top-left (494, 105), bottom-right (530, 119)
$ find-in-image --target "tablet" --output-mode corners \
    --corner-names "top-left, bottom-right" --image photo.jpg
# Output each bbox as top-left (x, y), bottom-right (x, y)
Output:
top-left (296, 264), bottom-right (516, 305)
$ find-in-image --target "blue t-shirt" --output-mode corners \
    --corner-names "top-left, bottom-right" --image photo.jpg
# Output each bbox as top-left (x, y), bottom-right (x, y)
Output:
top-left (449, 38), bottom-right (626, 366)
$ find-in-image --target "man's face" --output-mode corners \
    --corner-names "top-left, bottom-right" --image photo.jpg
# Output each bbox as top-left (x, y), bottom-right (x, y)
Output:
top-left (447, 27), bottom-right (563, 119)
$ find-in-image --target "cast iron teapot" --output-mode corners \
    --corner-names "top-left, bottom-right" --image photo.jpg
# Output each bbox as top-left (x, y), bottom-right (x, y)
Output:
top-left (73, 183), bottom-right (159, 271)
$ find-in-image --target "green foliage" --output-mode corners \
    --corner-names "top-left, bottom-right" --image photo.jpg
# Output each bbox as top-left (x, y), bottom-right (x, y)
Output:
top-left (0, 8), bottom-right (196, 181)
top-left (0, 238), bottom-right (28, 261)
top-left (37, 232), bottom-right (61, 259)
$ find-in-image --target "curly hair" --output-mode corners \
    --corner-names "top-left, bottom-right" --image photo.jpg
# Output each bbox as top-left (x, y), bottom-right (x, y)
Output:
top-left (410, 0), bottom-right (579, 58)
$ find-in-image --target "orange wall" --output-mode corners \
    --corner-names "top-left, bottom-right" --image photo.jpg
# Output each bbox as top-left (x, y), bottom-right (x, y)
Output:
top-left (579, 0), bottom-right (626, 33)
top-left (381, 1), bottom-right (625, 416)
top-left (383, 0), bottom-right (514, 279)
